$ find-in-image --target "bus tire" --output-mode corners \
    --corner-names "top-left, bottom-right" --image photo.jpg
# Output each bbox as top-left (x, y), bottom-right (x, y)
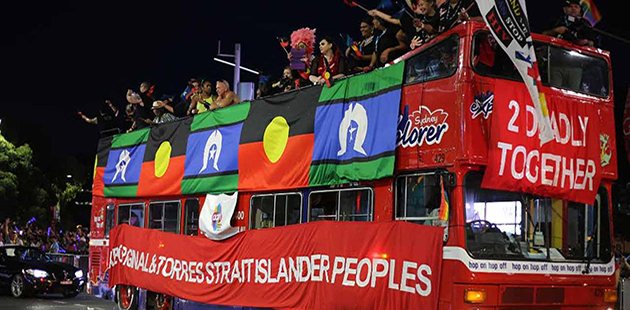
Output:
top-left (116, 285), bottom-right (138, 310)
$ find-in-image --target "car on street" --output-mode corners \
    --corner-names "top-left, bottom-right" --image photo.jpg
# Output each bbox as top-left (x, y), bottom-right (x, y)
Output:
top-left (0, 245), bottom-right (85, 298)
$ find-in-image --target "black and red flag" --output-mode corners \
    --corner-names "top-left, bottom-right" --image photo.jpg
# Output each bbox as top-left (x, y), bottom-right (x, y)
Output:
top-left (137, 119), bottom-right (191, 197)
top-left (237, 86), bottom-right (318, 191)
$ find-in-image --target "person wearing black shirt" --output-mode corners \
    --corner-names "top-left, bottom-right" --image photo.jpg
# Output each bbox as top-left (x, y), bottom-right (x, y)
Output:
top-left (543, 0), bottom-right (595, 47)
top-left (438, 0), bottom-right (482, 33)
top-left (369, 16), bottom-right (408, 67)
top-left (346, 17), bottom-right (377, 72)
top-left (410, 0), bottom-right (440, 49)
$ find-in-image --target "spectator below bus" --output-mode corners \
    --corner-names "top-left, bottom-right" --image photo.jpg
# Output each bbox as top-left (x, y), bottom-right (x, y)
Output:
top-left (212, 80), bottom-right (241, 109)
top-left (543, 0), bottom-right (595, 47)
top-left (309, 36), bottom-right (348, 85)
top-left (437, 0), bottom-right (482, 33)
top-left (409, 0), bottom-right (440, 50)
top-left (346, 17), bottom-right (376, 72)
top-left (149, 101), bottom-right (178, 125)
top-left (370, 16), bottom-right (408, 68)
top-left (188, 79), bottom-right (217, 115)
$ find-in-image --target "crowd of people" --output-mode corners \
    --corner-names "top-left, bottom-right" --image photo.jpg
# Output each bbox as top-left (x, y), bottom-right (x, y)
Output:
top-left (1, 218), bottom-right (89, 254)
top-left (79, 0), bottom-right (598, 136)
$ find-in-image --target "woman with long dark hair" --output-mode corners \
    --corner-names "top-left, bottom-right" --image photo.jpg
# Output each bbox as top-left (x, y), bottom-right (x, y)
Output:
top-left (309, 36), bottom-right (348, 85)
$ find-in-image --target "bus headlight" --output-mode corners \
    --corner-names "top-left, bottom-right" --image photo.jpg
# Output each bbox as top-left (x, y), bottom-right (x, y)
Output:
top-left (464, 289), bottom-right (486, 304)
top-left (75, 270), bottom-right (84, 279)
top-left (604, 289), bottom-right (617, 303)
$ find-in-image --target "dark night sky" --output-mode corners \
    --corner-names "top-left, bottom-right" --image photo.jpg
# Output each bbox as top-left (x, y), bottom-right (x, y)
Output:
top-left (0, 0), bottom-right (628, 183)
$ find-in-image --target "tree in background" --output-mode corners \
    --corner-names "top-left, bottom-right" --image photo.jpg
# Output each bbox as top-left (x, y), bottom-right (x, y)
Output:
top-left (0, 131), bottom-right (82, 229)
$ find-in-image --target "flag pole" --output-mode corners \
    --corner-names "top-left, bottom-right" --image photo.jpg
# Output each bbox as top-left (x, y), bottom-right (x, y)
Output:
top-left (591, 27), bottom-right (630, 45)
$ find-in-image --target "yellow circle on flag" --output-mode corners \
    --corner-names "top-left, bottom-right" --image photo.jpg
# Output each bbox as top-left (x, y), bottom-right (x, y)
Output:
top-left (263, 116), bottom-right (289, 163)
top-left (324, 72), bottom-right (330, 80)
top-left (93, 155), bottom-right (97, 179)
top-left (154, 141), bottom-right (172, 178)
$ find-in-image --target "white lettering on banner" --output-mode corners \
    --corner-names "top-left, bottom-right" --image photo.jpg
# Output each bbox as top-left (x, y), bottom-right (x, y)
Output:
top-left (108, 244), bottom-right (434, 297)
top-left (496, 99), bottom-right (596, 191)
top-left (443, 246), bottom-right (615, 276)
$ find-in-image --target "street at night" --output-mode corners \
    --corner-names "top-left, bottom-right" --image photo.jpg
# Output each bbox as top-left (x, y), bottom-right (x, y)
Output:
top-left (0, 294), bottom-right (116, 310)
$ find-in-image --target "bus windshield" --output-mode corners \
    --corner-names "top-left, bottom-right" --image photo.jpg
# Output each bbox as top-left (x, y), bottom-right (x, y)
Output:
top-left (472, 32), bottom-right (609, 97)
top-left (464, 172), bottom-right (611, 262)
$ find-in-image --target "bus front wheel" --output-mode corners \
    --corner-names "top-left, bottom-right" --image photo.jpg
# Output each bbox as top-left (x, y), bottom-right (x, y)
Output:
top-left (116, 285), bottom-right (138, 310)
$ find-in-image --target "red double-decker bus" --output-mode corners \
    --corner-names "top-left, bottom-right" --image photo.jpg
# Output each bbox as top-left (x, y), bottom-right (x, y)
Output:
top-left (89, 21), bottom-right (618, 309)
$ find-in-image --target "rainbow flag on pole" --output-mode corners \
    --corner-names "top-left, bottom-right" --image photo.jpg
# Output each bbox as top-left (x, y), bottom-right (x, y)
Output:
top-left (438, 177), bottom-right (449, 221)
top-left (580, 0), bottom-right (602, 26)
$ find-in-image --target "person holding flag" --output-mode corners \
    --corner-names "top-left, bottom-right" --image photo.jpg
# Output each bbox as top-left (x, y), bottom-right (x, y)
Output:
top-left (544, 0), bottom-right (596, 47)
top-left (346, 17), bottom-right (376, 72)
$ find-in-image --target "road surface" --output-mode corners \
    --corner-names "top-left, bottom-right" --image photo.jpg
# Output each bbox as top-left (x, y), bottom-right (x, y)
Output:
top-left (0, 293), bottom-right (118, 309)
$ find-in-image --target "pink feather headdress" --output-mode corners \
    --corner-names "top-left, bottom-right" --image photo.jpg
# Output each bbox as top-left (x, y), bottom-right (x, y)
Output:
top-left (290, 28), bottom-right (316, 53)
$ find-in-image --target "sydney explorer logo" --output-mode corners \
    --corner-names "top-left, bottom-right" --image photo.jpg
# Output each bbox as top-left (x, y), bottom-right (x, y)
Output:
top-left (397, 105), bottom-right (449, 148)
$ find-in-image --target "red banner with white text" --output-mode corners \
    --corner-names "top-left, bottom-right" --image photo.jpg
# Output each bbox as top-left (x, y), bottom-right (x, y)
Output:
top-left (483, 80), bottom-right (602, 204)
top-left (108, 222), bottom-right (443, 310)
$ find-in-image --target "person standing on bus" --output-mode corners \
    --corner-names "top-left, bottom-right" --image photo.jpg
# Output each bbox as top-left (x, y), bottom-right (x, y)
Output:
top-left (409, 0), bottom-right (440, 50)
top-left (346, 17), bottom-right (376, 73)
top-left (370, 16), bottom-right (408, 67)
top-left (188, 79), bottom-right (217, 115)
top-left (309, 36), bottom-right (348, 85)
top-left (212, 80), bottom-right (241, 110)
top-left (543, 0), bottom-right (595, 47)
top-left (438, 0), bottom-right (482, 33)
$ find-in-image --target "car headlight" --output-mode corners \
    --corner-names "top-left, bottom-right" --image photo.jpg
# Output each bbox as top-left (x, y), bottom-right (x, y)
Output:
top-left (25, 269), bottom-right (49, 278)
top-left (74, 270), bottom-right (83, 278)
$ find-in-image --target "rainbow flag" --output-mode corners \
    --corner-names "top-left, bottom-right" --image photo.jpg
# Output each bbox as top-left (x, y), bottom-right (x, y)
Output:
top-left (580, 0), bottom-right (602, 26)
top-left (438, 177), bottom-right (449, 221)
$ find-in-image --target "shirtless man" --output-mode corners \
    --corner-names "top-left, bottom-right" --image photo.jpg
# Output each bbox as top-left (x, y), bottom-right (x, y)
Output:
top-left (211, 80), bottom-right (241, 110)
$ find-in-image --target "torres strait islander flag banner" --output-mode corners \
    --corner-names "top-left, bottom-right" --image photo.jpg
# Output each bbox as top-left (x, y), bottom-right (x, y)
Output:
top-left (310, 61), bottom-right (402, 185)
top-left (182, 103), bottom-right (250, 194)
top-left (108, 221), bottom-right (443, 310)
top-left (102, 128), bottom-right (150, 197)
top-left (482, 80), bottom-right (602, 204)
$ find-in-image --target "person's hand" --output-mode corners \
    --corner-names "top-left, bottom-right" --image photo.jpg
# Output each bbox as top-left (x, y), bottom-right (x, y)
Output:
top-left (459, 10), bottom-right (470, 21)
top-left (301, 56), bottom-right (308, 63)
top-left (380, 49), bottom-right (390, 63)
top-left (105, 100), bottom-right (113, 106)
top-left (287, 52), bottom-right (292, 61)
top-left (362, 66), bottom-right (373, 73)
top-left (413, 18), bottom-right (422, 29)
top-left (410, 36), bottom-right (423, 49)
top-left (554, 26), bottom-right (569, 35)
top-left (77, 111), bottom-right (84, 117)
top-left (127, 89), bottom-right (133, 96)
top-left (368, 9), bottom-right (378, 16)
top-left (144, 119), bottom-right (153, 124)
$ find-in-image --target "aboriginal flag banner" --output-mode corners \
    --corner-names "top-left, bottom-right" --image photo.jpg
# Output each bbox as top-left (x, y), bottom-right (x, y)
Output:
top-left (238, 87), bottom-right (318, 191)
top-left (182, 103), bottom-right (250, 194)
top-left (310, 61), bottom-right (403, 186)
top-left (96, 65), bottom-right (402, 198)
top-left (102, 128), bottom-right (150, 197)
top-left (136, 119), bottom-right (191, 197)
